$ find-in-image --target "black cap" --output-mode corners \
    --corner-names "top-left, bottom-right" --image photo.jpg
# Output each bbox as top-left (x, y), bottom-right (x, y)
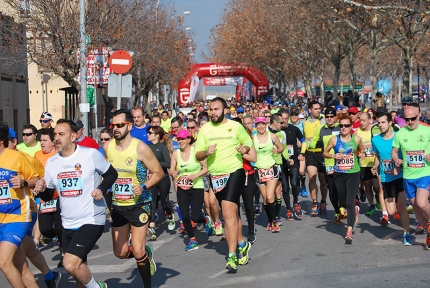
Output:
top-left (74, 119), bottom-right (84, 129)
top-left (325, 107), bottom-right (336, 116)
top-left (402, 97), bottom-right (412, 104)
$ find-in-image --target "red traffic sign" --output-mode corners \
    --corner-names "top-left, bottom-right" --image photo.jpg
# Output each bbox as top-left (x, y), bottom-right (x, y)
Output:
top-left (109, 50), bottom-right (132, 74)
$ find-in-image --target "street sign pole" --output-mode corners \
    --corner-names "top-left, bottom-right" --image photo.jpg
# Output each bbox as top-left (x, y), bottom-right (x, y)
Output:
top-left (117, 74), bottom-right (122, 109)
top-left (79, 0), bottom-right (89, 135)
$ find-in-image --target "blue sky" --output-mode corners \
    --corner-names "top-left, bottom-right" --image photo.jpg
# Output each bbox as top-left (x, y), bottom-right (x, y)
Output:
top-left (173, 0), bottom-right (229, 63)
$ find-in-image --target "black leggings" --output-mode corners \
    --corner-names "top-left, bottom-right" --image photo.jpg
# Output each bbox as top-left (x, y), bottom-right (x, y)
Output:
top-left (279, 165), bottom-right (292, 210)
top-left (38, 200), bottom-right (63, 245)
top-left (334, 172), bottom-right (360, 227)
top-left (150, 174), bottom-right (172, 222)
top-left (177, 187), bottom-right (205, 239)
top-left (325, 174), bottom-right (339, 214)
top-left (213, 168), bottom-right (245, 205)
top-left (242, 173), bottom-right (257, 232)
top-left (283, 164), bottom-right (300, 204)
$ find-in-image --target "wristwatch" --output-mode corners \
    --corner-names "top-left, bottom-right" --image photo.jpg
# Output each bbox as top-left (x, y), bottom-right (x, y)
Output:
top-left (23, 180), bottom-right (28, 188)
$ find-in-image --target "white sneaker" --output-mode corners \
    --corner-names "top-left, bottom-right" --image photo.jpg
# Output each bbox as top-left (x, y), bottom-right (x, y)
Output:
top-left (167, 214), bottom-right (175, 231)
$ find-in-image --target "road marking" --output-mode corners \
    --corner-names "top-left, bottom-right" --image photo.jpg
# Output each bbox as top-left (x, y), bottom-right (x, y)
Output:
top-left (208, 269), bottom-right (305, 286)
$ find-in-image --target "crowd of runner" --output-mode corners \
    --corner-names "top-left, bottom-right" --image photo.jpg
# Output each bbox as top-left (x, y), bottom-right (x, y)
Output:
top-left (0, 95), bottom-right (429, 287)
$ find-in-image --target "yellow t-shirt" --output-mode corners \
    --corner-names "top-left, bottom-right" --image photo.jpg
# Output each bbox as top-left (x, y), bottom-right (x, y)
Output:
top-left (160, 118), bottom-right (172, 133)
top-left (356, 128), bottom-right (374, 167)
top-left (16, 141), bottom-right (41, 157)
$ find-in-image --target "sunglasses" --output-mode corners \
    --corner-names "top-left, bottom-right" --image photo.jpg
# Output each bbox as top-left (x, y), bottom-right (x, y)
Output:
top-left (187, 126), bottom-right (196, 130)
top-left (404, 115), bottom-right (418, 122)
top-left (290, 113), bottom-right (298, 116)
top-left (186, 118), bottom-right (193, 121)
top-left (100, 138), bottom-right (111, 141)
top-left (326, 115), bottom-right (335, 119)
top-left (39, 119), bottom-right (51, 123)
top-left (111, 122), bottom-right (132, 128)
top-left (349, 113), bottom-right (357, 116)
top-left (339, 124), bottom-right (352, 128)
top-left (22, 132), bottom-right (35, 137)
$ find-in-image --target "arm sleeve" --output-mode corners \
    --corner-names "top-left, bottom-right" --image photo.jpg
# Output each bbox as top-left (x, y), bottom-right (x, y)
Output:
top-left (97, 165), bottom-right (118, 193)
top-left (39, 188), bottom-right (55, 202)
top-left (295, 126), bottom-right (305, 143)
top-left (159, 145), bottom-right (171, 168)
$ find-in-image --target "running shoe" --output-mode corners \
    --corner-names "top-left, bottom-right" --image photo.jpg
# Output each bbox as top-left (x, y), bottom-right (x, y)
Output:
top-left (333, 214), bottom-right (341, 225)
top-left (339, 207), bottom-right (347, 220)
top-left (237, 240), bottom-right (251, 265)
top-left (285, 210), bottom-right (293, 221)
top-left (226, 254), bottom-right (238, 273)
top-left (271, 221), bottom-right (280, 233)
top-left (375, 199), bottom-right (381, 210)
top-left (145, 245), bottom-right (157, 276)
top-left (319, 202), bottom-right (327, 215)
top-left (147, 227), bottom-right (157, 241)
top-left (393, 213), bottom-right (401, 220)
top-left (380, 214), bottom-right (389, 225)
top-left (45, 271), bottom-right (61, 288)
top-left (277, 216), bottom-right (284, 226)
top-left (425, 235), bottom-right (430, 250)
top-left (298, 188), bottom-right (303, 197)
top-left (266, 222), bottom-right (272, 231)
top-left (178, 222), bottom-right (186, 234)
top-left (344, 231), bottom-right (353, 244)
top-left (214, 220), bottom-right (223, 236)
top-left (294, 203), bottom-right (302, 218)
top-left (359, 188), bottom-right (366, 202)
top-left (354, 197), bottom-right (360, 207)
top-left (354, 205), bottom-right (360, 225)
top-left (204, 215), bottom-right (214, 236)
top-left (301, 187), bottom-right (309, 197)
top-left (185, 239), bottom-right (198, 251)
top-left (406, 202), bottom-right (414, 213)
top-left (416, 223), bottom-right (425, 235)
top-left (365, 205), bottom-right (376, 216)
top-left (254, 204), bottom-right (260, 214)
top-left (403, 233), bottom-right (412, 246)
top-left (247, 229), bottom-right (256, 244)
top-left (167, 214), bottom-right (175, 231)
top-left (191, 220), bottom-right (198, 230)
top-left (311, 202), bottom-right (318, 217)
top-left (97, 282), bottom-right (108, 288)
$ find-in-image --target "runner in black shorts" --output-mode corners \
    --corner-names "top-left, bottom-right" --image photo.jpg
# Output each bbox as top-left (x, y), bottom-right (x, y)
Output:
top-left (105, 110), bottom-right (164, 288)
top-left (195, 97), bottom-right (253, 273)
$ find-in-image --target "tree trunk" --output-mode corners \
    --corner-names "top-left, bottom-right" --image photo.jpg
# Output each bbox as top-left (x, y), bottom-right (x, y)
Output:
top-left (402, 47), bottom-right (412, 98)
top-left (348, 52), bottom-right (356, 93)
top-left (332, 59), bottom-right (342, 99)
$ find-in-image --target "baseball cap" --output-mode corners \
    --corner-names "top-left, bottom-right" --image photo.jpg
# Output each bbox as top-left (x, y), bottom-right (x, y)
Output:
top-left (325, 107), bottom-right (336, 116)
top-left (40, 112), bottom-right (52, 120)
top-left (401, 97), bottom-right (412, 104)
top-left (348, 106), bottom-right (359, 114)
top-left (74, 119), bottom-right (84, 129)
top-left (335, 105), bottom-right (343, 111)
top-left (237, 107), bottom-right (245, 113)
top-left (176, 129), bottom-right (191, 139)
top-left (255, 117), bottom-right (266, 124)
top-left (8, 127), bottom-right (17, 139)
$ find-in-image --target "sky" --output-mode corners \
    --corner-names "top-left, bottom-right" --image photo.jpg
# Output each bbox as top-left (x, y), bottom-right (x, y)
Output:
top-left (173, 0), bottom-right (229, 63)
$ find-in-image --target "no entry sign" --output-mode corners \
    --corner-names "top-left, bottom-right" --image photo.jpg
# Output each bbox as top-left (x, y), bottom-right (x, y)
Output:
top-left (109, 50), bottom-right (132, 74)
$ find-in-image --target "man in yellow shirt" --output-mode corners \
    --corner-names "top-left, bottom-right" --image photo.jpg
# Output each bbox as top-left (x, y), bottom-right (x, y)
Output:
top-left (160, 111), bottom-right (172, 133)
top-left (16, 124), bottom-right (41, 157)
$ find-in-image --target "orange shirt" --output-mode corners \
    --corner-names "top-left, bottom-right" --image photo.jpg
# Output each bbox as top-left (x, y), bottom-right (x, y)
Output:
top-left (34, 149), bottom-right (57, 167)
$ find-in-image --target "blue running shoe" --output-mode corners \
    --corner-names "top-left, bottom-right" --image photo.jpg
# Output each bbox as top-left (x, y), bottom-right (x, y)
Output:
top-left (205, 215), bottom-right (214, 236)
top-left (403, 233), bottom-right (412, 246)
top-left (301, 187), bottom-right (309, 197)
top-left (185, 239), bottom-right (198, 251)
top-left (298, 187), bottom-right (303, 197)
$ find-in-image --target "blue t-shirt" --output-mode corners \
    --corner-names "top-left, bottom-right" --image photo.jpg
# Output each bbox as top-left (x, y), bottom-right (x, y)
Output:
top-left (371, 133), bottom-right (402, 182)
top-left (130, 124), bottom-right (150, 145)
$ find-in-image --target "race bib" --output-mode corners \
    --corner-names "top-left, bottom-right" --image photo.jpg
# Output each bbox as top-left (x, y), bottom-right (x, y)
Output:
top-left (287, 145), bottom-right (294, 156)
top-left (0, 180), bottom-right (12, 205)
top-left (113, 178), bottom-right (134, 200)
top-left (325, 165), bottom-right (334, 175)
top-left (57, 171), bottom-right (83, 197)
top-left (40, 199), bottom-right (57, 213)
top-left (406, 151), bottom-right (425, 168)
top-left (364, 144), bottom-right (373, 157)
top-left (336, 154), bottom-right (355, 171)
top-left (211, 174), bottom-right (230, 194)
top-left (381, 160), bottom-right (395, 174)
top-left (176, 176), bottom-right (193, 190)
top-left (257, 166), bottom-right (275, 183)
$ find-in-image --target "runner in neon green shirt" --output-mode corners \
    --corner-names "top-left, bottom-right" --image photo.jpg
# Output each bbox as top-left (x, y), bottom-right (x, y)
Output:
top-left (195, 97), bottom-right (252, 273)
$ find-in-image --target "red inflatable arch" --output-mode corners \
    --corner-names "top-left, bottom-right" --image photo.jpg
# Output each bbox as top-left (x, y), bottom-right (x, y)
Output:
top-left (177, 63), bottom-right (269, 106)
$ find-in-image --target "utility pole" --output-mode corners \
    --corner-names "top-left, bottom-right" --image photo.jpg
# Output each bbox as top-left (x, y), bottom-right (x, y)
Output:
top-left (79, 0), bottom-right (89, 135)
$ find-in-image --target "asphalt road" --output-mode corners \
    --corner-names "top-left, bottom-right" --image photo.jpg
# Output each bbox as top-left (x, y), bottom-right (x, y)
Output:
top-left (1, 181), bottom-right (429, 288)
